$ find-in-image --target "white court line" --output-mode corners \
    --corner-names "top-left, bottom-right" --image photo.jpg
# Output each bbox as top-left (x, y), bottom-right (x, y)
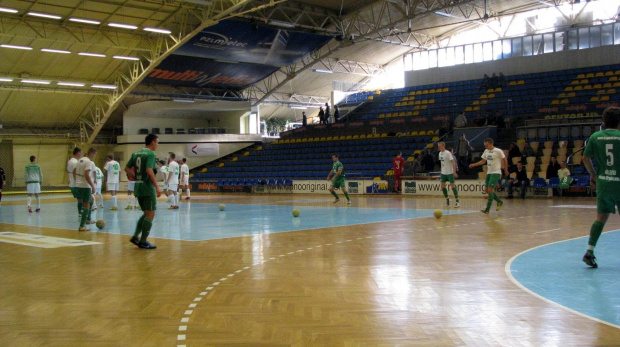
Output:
top-left (533, 228), bottom-right (561, 234)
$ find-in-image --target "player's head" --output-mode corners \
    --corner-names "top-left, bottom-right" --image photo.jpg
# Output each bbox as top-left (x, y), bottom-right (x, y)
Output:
top-left (107, 153), bottom-right (114, 160)
top-left (438, 142), bottom-right (446, 151)
top-left (517, 161), bottom-right (523, 169)
top-left (169, 152), bottom-right (176, 160)
top-left (73, 147), bottom-right (82, 157)
top-left (182, 158), bottom-right (187, 163)
top-left (484, 138), bottom-right (494, 150)
top-left (396, 152), bottom-right (402, 157)
top-left (332, 154), bottom-right (338, 162)
top-left (87, 147), bottom-right (97, 158)
top-left (145, 134), bottom-right (159, 147)
top-left (158, 160), bottom-right (165, 166)
top-left (603, 106), bottom-right (620, 129)
top-left (30, 155), bottom-right (36, 162)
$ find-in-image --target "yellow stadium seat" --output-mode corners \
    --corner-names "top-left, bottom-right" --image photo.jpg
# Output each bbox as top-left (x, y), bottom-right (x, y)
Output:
top-left (604, 71), bottom-right (614, 76)
top-left (595, 72), bottom-right (604, 77)
top-left (567, 92), bottom-right (576, 97)
top-left (442, 87), bottom-right (449, 92)
top-left (517, 80), bottom-right (525, 85)
top-left (593, 84), bottom-right (602, 89)
top-left (590, 96), bottom-right (599, 102)
top-left (508, 81), bottom-right (517, 86)
top-left (577, 73), bottom-right (585, 79)
top-left (600, 96), bottom-right (610, 101)
top-left (200, 168), bottom-right (207, 173)
top-left (564, 86), bottom-right (573, 92)
top-left (585, 73), bottom-right (594, 78)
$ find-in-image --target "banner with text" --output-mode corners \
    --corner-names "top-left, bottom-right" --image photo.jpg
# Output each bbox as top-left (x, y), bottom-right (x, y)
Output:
top-left (402, 179), bottom-right (487, 197)
top-left (251, 180), bottom-right (388, 194)
top-left (187, 143), bottom-right (219, 157)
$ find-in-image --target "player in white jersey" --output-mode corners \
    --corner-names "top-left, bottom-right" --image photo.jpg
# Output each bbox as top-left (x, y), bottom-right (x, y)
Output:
top-left (25, 156), bottom-right (43, 213)
top-left (157, 160), bottom-right (171, 204)
top-left (470, 138), bottom-right (508, 214)
top-left (438, 142), bottom-right (460, 207)
top-left (92, 166), bottom-right (104, 210)
top-left (125, 167), bottom-right (139, 210)
top-left (179, 158), bottom-right (191, 200)
top-left (165, 153), bottom-right (180, 209)
top-left (104, 154), bottom-right (120, 210)
top-left (75, 148), bottom-right (97, 230)
top-left (67, 147), bottom-right (82, 218)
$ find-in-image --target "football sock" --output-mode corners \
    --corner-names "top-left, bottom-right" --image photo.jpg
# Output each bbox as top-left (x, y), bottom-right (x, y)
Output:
top-left (452, 187), bottom-right (459, 200)
top-left (36, 197), bottom-right (41, 209)
top-left (79, 207), bottom-right (89, 227)
top-left (77, 201), bottom-right (83, 214)
top-left (140, 217), bottom-right (153, 243)
top-left (174, 194), bottom-right (179, 206)
top-left (486, 193), bottom-right (494, 211)
top-left (187, 189), bottom-right (190, 198)
top-left (587, 220), bottom-right (605, 250)
top-left (168, 195), bottom-right (174, 205)
top-left (27, 196), bottom-right (32, 207)
top-left (87, 204), bottom-right (92, 220)
top-left (134, 215), bottom-right (145, 238)
top-left (494, 193), bottom-right (503, 203)
top-left (112, 196), bottom-right (118, 207)
top-left (330, 190), bottom-right (339, 199)
top-left (442, 188), bottom-right (448, 198)
top-left (97, 192), bottom-right (103, 205)
top-left (343, 191), bottom-right (350, 201)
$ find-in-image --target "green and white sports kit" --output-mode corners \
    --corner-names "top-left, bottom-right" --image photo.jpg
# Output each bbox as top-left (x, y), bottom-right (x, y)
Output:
top-left (331, 161), bottom-right (346, 188)
top-left (126, 148), bottom-right (158, 211)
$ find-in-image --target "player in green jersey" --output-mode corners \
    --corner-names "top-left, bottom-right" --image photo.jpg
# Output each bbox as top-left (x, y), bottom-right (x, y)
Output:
top-left (582, 106), bottom-right (620, 268)
top-left (326, 154), bottom-right (351, 204)
top-left (125, 134), bottom-right (162, 249)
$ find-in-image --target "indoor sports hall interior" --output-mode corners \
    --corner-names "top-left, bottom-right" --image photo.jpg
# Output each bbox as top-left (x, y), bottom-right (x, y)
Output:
top-left (1, 1), bottom-right (620, 346)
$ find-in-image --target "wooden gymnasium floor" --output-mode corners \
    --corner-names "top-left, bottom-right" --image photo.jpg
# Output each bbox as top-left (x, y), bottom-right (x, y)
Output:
top-left (1, 193), bottom-right (620, 346)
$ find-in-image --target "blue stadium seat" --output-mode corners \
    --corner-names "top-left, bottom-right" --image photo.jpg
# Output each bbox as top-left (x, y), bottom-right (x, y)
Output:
top-left (532, 178), bottom-right (547, 188)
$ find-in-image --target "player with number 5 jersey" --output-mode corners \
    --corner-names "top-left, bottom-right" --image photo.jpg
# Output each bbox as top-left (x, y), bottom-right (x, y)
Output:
top-left (581, 106), bottom-right (620, 268)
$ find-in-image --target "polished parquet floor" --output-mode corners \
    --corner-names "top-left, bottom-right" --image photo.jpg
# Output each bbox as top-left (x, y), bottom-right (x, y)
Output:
top-left (1, 193), bottom-right (619, 347)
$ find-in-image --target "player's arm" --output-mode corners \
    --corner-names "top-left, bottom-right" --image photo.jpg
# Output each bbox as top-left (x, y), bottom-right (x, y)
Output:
top-left (502, 157), bottom-right (509, 176)
top-left (85, 167), bottom-right (95, 190)
top-left (333, 167), bottom-right (342, 179)
top-left (452, 158), bottom-right (458, 178)
top-left (469, 158), bottom-right (487, 168)
top-left (582, 155), bottom-right (596, 186)
top-left (124, 166), bottom-right (135, 180)
top-left (326, 169), bottom-right (334, 180)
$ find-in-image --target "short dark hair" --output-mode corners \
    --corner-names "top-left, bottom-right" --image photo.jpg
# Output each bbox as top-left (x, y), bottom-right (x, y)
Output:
top-left (158, 160), bottom-right (165, 165)
top-left (332, 154), bottom-right (339, 158)
top-left (30, 156), bottom-right (36, 162)
top-left (73, 147), bottom-right (82, 155)
top-left (484, 138), bottom-right (494, 144)
top-left (107, 153), bottom-right (114, 160)
top-left (169, 152), bottom-right (176, 159)
top-left (87, 147), bottom-right (97, 155)
top-left (145, 134), bottom-right (158, 146)
top-left (182, 158), bottom-right (187, 162)
top-left (603, 106), bottom-right (620, 129)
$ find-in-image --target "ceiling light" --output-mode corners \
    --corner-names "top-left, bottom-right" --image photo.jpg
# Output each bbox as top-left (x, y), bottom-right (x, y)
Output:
top-left (91, 84), bottom-right (118, 89)
top-left (113, 55), bottom-right (140, 61)
top-left (269, 20), bottom-right (295, 28)
top-left (1, 44), bottom-right (33, 50)
top-left (0, 78), bottom-right (14, 82)
top-left (69, 17), bottom-right (101, 25)
top-left (0, 7), bottom-right (18, 13)
top-left (108, 22), bottom-right (138, 30)
top-left (21, 79), bottom-right (51, 85)
top-left (41, 48), bottom-right (71, 54)
top-left (290, 106), bottom-right (307, 110)
top-left (434, 11), bottom-right (455, 18)
top-left (58, 82), bottom-right (85, 87)
top-left (27, 12), bottom-right (62, 20)
top-left (143, 27), bottom-right (172, 34)
top-left (172, 98), bottom-right (195, 103)
top-left (78, 52), bottom-right (106, 57)
top-left (313, 69), bottom-right (333, 74)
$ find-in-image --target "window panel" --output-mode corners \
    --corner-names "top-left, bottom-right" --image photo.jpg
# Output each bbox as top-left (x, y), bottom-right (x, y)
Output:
top-left (615, 23), bottom-right (620, 45)
top-left (464, 44), bottom-right (473, 64)
top-left (512, 37), bottom-right (522, 57)
top-left (601, 24), bottom-right (613, 46)
top-left (483, 42), bottom-right (493, 61)
top-left (579, 27), bottom-right (589, 49)
top-left (523, 36), bottom-right (533, 56)
top-left (590, 26), bottom-right (601, 48)
top-left (445, 47), bottom-right (455, 66)
top-left (543, 33), bottom-right (554, 53)
top-left (533, 34), bottom-right (543, 55)
top-left (493, 40), bottom-right (502, 60)
top-left (555, 32), bottom-right (565, 51)
top-left (473, 43), bottom-right (483, 62)
top-left (568, 29), bottom-right (578, 50)
top-left (502, 39), bottom-right (512, 58)
top-left (454, 46), bottom-right (464, 65)
top-left (428, 50), bottom-right (437, 68)
top-left (438, 48), bottom-right (447, 67)
top-left (404, 53), bottom-right (413, 71)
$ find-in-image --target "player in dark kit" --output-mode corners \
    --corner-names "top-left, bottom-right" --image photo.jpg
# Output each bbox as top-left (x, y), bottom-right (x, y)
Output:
top-left (125, 134), bottom-right (162, 249)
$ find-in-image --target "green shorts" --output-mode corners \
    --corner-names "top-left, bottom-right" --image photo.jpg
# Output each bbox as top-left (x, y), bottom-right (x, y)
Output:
top-left (75, 187), bottom-right (92, 202)
top-left (485, 173), bottom-right (501, 188)
top-left (70, 187), bottom-right (79, 199)
top-left (440, 174), bottom-right (455, 184)
top-left (596, 183), bottom-right (620, 214)
top-left (331, 177), bottom-right (346, 189)
top-left (136, 195), bottom-right (157, 211)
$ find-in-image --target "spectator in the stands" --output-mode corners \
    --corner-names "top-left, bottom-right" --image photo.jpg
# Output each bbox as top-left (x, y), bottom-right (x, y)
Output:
top-left (456, 133), bottom-right (474, 175)
top-left (438, 119), bottom-right (451, 139)
top-left (507, 161), bottom-right (530, 199)
top-left (490, 73), bottom-right (499, 88)
top-left (494, 110), bottom-right (506, 129)
top-left (422, 149), bottom-right (436, 173)
top-left (546, 156), bottom-right (561, 179)
top-left (324, 103), bottom-right (331, 124)
top-left (454, 111), bottom-right (467, 128)
top-left (302, 111), bottom-right (307, 127)
top-left (318, 107), bottom-right (325, 125)
top-left (507, 142), bottom-right (522, 170)
top-left (498, 72), bottom-right (506, 87)
top-left (412, 153), bottom-right (422, 176)
top-left (558, 161), bottom-right (571, 180)
top-left (474, 113), bottom-right (488, 126)
top-left (333, 106), bottom-right (340, 122)
top-left (521, 142), bottom-right (536, 163)
top-left (479, 74), bottom-right (490, 90)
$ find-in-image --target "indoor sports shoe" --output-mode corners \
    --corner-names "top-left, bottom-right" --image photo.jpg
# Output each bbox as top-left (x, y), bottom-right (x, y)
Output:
top-left (28, 206), bottom-right (32, 213)
top-left (185, 197), bottom-right (190, 200)
top-left (446, 198), bottom-right (450, 207)
top-left (138, 241), bottom-right (157, 249)
top-left (78, 226), bottom-right (89, 231)
top-left (333, 198), bottom-right (340, 204)
top-left (35, 208), bottom-right (40, 212)
top-left (496, 202), bottom-right (503, 211)
top-left (92, 206), bottom-right (97, 210)
top-left (347, 200), bottom-right (352, 204)
top-left (110, 207), bottom-right (118, 211)
top-left (129, 237), bottom-right (140, 246)
top-left (481, 209), bottom-right (489, 214)
top-left (86, 220), bottom-right (95, 224)
top-left (125, 206), bottom-right (133, 210)
top-left (168, 206), bottom-right (175, 210)
top-left (455, 201), bottom-right (460, 208)
top-left (582, 252), bottom-right (598, 268)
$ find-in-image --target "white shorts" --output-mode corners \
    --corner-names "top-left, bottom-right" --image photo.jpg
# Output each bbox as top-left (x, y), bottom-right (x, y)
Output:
top-left (107, 183), bottom-right (119, 191)
top-left (181, 177), bottom-right (189, 186)
top-left (95, 187), bottom-right (102, 194)
top-left (127, 181), bottom-right (135, 191)
top-left (167, 184), bottom-right (178, 192)
top-left (27, 183), bottom-right (41, 194)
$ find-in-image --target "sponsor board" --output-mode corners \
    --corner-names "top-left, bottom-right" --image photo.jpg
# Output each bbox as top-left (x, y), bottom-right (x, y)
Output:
top-left (403, 180), bottom-right (487, 197)
top-left (187, 143), bottom-right (219, 157)
top-left (251, 180), bottom-right (384, 194)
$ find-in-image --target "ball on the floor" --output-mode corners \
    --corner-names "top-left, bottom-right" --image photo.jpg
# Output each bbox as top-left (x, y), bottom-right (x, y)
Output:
top-left (434, 209), bottom-right (443, 219)
top-left (292, 208), bottom-right (300, 217)
top-left (219, 204), bottom-right (226, 211)
top-left (96, 219), bottom-right (105, 229)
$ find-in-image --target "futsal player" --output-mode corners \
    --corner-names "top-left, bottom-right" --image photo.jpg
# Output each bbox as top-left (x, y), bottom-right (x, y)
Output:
top-left (67, 147), bottom-right (82, 218)
top-left (125, 134), bottom-right (162, 249)
top-left (104, 154), bottom-right (120, 210)
top-left (326, 154), bottom-right (351, 204)
top-left (438, 142), bottom-right (460, 207)
top-left (75, 148), bottom-right (97, 231)
top-left (165, 153), bottom-right (180, 209)
top-left (25, 156), bottom-right (43, 213)
top-left (581, 106), bottom-right (620, 268)
top-left (179, 158), bottom-right (191, 200)
top-left (92, 166), bottom-right (104, 210)
top-left (469, 138), bottom-right (508, 214)
top-left (392, 152), bottom-right (405, 193)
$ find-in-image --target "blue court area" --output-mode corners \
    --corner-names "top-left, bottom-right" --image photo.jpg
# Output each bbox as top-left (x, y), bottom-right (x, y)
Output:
top-left (0, 199), bottom-right (472, 241)
top-left (509, 231), bottom-right (620, 328)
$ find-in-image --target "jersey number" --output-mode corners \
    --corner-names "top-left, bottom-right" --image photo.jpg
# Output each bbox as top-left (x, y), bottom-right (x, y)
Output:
top-left (136, 157), bottom-right (142, 174)
top-left (606, 144), bottom-right (614, 166)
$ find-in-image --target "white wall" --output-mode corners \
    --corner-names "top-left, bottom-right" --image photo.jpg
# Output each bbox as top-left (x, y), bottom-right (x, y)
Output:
top-left (405, 45), bottom-right (620, 87)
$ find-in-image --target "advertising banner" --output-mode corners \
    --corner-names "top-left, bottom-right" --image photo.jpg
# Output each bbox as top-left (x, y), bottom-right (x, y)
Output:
top-left (402, 179), bottom-right (487, 197)
top-left (251, 180), bottom-right (386, 194)
top-left (187, 143), bottom-right (219, 157)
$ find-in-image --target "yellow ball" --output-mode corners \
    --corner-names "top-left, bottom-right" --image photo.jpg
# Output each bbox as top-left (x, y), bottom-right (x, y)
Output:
top-left (95, 219), bottom-right (105, 229)
top-left (218, 204), bottom-right (226, 211)
top-left (292, 208), bottom-right (300, 217)
top-left (434, 209), bottom-right (443, 219)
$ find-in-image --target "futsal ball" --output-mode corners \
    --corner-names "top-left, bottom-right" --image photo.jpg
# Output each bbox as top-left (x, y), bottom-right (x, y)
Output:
top-left (219, 204), bottom-right (226, 211)
top-left (292, 208), bottom-right (300, 217)
top-left (434, 209), bottom-right (443, 219)
top-left (96, 219), bottom-right (106, 229)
